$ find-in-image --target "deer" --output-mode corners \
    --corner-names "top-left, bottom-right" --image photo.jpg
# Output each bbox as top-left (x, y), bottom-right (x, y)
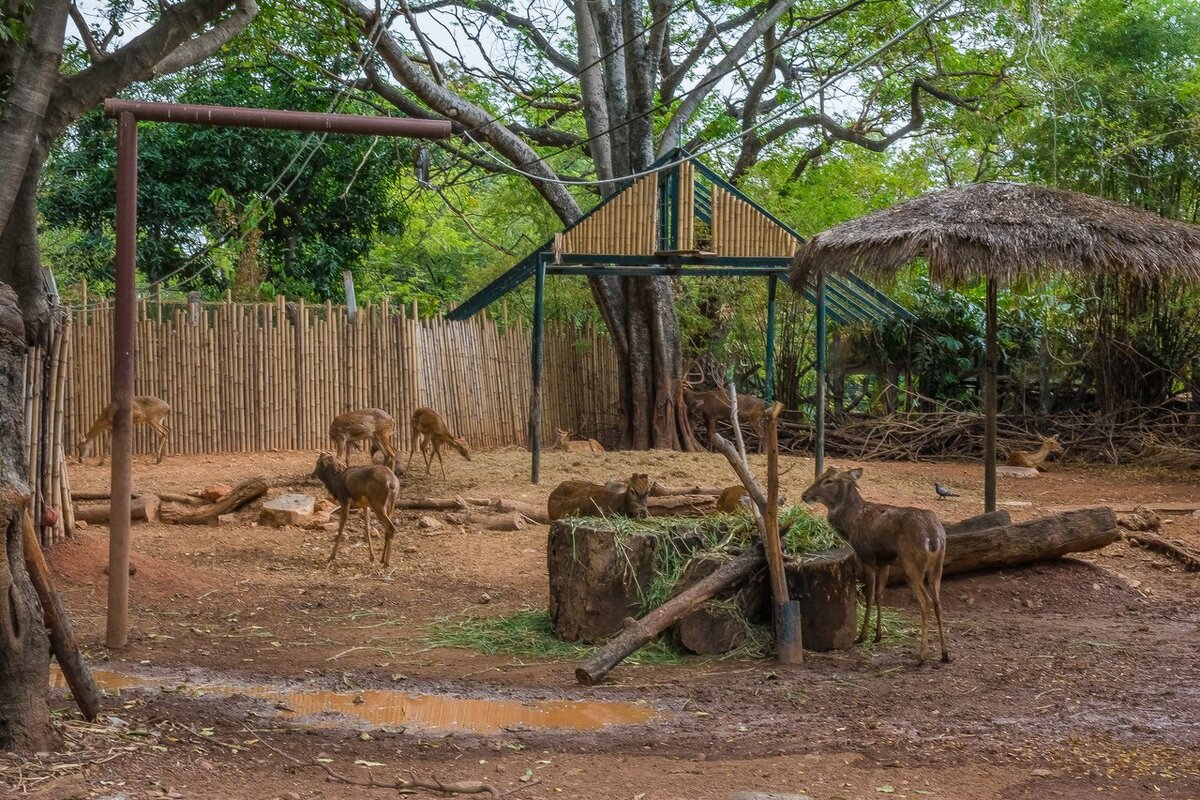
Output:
top-left (547, 473), bottom-right (651, 521)
top-left (801, 466), bottom-right (950, 665)
top-left (311, 452), bottom-right (401, 567)
top-left (77, 396), bottom-right (171, 465)
top-left (1005, 435), bottom-right (1063, 470)
top-left (406, 407), bottom-right (471, 479)
top-left (684, 387), bottom-right (767, 453)
top-left (555, 428), bottom-right (605, 454)
top-left (329, 409), bottom-right (398, 470)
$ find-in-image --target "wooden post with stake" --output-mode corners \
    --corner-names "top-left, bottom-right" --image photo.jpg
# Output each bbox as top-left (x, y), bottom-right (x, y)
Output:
top-left (764, 400), bottom-right (802, 663)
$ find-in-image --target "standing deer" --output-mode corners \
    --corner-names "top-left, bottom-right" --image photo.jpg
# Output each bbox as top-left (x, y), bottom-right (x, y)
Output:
top-left (1005, 435), bottom-right (1063, 470)
top-left (406, 407), bottom-right (471, 478)
top-left (555, 428), bottom-right (604, 454)
top-left (801, 466), bottom-right (950, 665)
top-left (329, 409), bottom-right (398, 469)
top-left (77, 396), bottom-right (171, 465)
top-left (311, 452), bottom-right (401, 567)
top-left (684, 388), bottom-right (767, 453)
top-left (547, 473), bottom-right (651, 521)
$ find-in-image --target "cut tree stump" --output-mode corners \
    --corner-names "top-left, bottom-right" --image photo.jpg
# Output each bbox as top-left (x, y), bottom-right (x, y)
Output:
top-left (259, 494), bottom-right (315, 527)
top-left (784, 548), bottom-right (858, 652)
top-left (548, 521), bottom-right (657, 643)
top-left (673, 554), bottom-right (768, 655)
top-left (74, 493), bottom-right (160, 524)
top-left (160, 476), bottom-right (268, 525)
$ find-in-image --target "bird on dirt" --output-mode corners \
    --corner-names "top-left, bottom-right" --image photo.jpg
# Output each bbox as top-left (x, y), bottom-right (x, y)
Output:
top-left (934, 483), bottom-right (959, 500)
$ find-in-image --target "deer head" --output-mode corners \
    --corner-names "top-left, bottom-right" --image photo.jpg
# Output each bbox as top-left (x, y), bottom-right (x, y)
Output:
top-left (625, 473), bottom-right (651, 519)
top-left (801, 466), bottom-right (863, 509)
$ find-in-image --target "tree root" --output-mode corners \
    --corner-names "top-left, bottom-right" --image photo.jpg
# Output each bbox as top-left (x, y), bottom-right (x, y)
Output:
top-left (1121, 531), bottom-right (1200, 572)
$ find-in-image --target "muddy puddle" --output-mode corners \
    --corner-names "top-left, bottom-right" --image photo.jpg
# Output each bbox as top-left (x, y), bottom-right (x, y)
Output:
top-left (50, 667), bottom-right (657, 734)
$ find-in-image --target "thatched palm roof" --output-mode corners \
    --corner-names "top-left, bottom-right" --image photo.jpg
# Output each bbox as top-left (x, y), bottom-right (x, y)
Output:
top-left (789, 182), bottom-right (1200, 288)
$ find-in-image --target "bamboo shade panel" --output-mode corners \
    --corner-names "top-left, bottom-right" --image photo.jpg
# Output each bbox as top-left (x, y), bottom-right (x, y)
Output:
top-left (65, 300), bottom-right (621, 461)
top-left (710, 185), bottom-right (798, 258)
top-left (561, 173), bottom-right (658, 255)
top-left (677, 161), bottom-right (695, 250)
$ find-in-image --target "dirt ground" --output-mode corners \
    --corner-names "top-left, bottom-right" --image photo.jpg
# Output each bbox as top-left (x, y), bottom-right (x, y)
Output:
top-left (9, 447), bottom-right (1200, 800)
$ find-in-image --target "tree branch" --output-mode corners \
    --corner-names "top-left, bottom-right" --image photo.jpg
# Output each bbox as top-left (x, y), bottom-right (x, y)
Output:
top-left (408, 0), bottom-right (577, 74)
top-left (67, 3), bottom-right (104, 61)
top-left (152, 0), bottom-right (259, 76)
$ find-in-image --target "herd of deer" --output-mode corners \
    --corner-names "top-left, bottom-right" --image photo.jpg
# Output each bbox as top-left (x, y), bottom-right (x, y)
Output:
top-left (72, 390), bottom-right (1071, 665)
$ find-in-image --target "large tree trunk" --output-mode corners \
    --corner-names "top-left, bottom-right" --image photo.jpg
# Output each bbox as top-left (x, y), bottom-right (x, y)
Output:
top-left (0, 283), bottom-right (55, 752)
top-left (0, 154), bottom-right (53, 342)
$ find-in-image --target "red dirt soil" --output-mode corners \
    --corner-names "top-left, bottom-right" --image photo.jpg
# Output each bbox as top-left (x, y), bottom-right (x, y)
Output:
top-left (8, 448), bottom-right (1200, 799)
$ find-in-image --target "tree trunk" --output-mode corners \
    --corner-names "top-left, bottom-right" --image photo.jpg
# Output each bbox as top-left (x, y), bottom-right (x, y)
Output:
top-left (0, 154), bottom-right (52, 342)
top-left (0, 283), bottom-right (55, 752)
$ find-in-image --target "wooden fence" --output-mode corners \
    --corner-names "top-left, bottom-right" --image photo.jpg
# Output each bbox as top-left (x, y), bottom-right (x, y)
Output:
top-left (66, 297), bottom-right (622, 459)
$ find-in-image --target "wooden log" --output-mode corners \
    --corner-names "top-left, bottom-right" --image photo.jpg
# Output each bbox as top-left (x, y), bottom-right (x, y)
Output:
top-left (673, 554), bottom-right (768, 655)
top-left (74, 493), bottom-right (160, 524)
top-left (159, 476), bottom-right (268, 525)
top-left (548, 521), bottom-right (658, 644)
top-left (649, 483), bottom-right (726, 497)
top-left (575, 543), bottom-right (765, 685)
top-left (445, 511), bottom-right (527, 531)
top-left (945, 510), bottom-right (1011, 535)
top-left (21, 508), bottom-right (100, 721)
top-left (1121, 531), bottom-right (1200, 572)
top-left (648, 494), bottom-right (717, 516)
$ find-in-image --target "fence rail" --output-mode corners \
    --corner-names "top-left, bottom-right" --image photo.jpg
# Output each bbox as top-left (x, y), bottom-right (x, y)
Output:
top-left (67, 297), bottom-right (621, 459)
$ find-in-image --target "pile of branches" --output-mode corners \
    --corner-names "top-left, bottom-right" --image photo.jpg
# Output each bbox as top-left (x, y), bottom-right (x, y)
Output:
top-left (778, 406), bottom-right (1200, 466)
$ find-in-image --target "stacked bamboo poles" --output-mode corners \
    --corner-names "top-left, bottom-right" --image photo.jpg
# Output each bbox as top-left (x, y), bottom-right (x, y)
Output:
top-left (24, 316), bottom-right (74, 546)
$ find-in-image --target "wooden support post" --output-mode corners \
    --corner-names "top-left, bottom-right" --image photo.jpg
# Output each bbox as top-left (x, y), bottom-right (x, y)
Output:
top-left (529, 257), bottom-right (546, 484)
top-left (188, 291), bottom-right (200, 326)
top-left (764, 401), bottom-right (800, 663)
top-left (814, 274), bottom-right (827, 478)
top-left (984, 276), bottom-right (998, 513)
top-left (343, 271), bottom-right (357, 323)
top-left (107, 110), bottom-right (136, 650)
top-left (765, 274), bottom-right (778, 405)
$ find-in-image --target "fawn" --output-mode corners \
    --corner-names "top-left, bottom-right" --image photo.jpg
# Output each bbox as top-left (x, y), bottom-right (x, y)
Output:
top-left (406, 407), bottom-right (471, 478)
top-left (77, 396), bottom-right (171, 465)
top-left (329, 408), bottom-right (398, 469)
top-left (311, 452), bottom-right (401, 567)
top-left (1005, 435), bottom-right (1063, 470)
top-left (555, 428), bottom-right (604, 454)
top-left (802, 466), bottom-right (950, 665)
top-left (684, 388), bottom-right (768, 453)
top-left (547, 473), bottom-right (651, 521)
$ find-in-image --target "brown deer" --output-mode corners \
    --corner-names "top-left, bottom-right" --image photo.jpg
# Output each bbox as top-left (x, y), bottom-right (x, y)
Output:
top-left (555, 428), bottom-right (605, 454)
top-left (311, 453), bottom-right (400, 567)
top-left (77, 396), bottom-right (171, 465)
top-left (329, 408), bottom-right (398, 469)
top-left (715, 485), bottom-right (750, 513)
top-left (684, 388), bottom-right (767, 453)
top-left (547, 473), bottom-right (651, 521)
top-left (801, 466), bottom-right (950, 665)
top-left (406, 407), bottom-right (471, 478)
top-left (1005, 435), bottom-right (1063, 470)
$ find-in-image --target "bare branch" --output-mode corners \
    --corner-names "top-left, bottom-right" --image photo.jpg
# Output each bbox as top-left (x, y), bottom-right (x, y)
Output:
top-left (398, 0), bottom-right (444, 84)
top-left (68, 3), bottom-right (104, 61)
top-left (408, 0), bottom-right (577, 74)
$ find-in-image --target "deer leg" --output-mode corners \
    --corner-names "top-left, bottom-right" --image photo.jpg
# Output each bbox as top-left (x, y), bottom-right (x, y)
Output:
top-left (900, 558), bottom-right (933, 665)
top-left (856, 564), bottom-right (875, 644)
top-left (437, 444), bottom-right (447, 480)
top-left (369, 497), bottom-right (398, 567)
top-left (152, 422), bottom-right (170, 464)
top-left (327, 508), bottom-right (350, 564)
top-left (929, 550), bottom-right (951, 663)
top-left (405, 435), bottom-right (420, 472)
top-left (873, 565), bottom-right (890, 643)
top-left (361, 508), bottom-right (376, 562)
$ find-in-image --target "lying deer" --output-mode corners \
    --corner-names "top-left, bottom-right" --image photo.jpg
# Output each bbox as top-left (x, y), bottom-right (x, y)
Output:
top-left (555, 428), bottom-right (604, 454)
top-left (1005, 435), bottom-right (1063, 470)
top-left (407, 407), bottom-right (471, 478)
top-left (311, 452), bottom-right (400, 567)
top-left (684, 388), bottom-right (767, 453)
top-left (77, 396), bottom-right (171, 465)
top-left (547, 473), bottom-right (651, 521)
top-left (802, 466), bottom-right (950, 665)
top-left (329, 408), bottom-right (398, 469)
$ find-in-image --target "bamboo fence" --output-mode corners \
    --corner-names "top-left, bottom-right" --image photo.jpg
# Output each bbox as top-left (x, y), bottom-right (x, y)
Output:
top-left (63, 297), bottom-right (622, 465)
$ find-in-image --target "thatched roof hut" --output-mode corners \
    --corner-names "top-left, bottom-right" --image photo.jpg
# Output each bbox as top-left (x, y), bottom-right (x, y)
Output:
top-left (790, 181), bottom-right (1200, 288)
top-left (788, 181), bottom-right (1200, 513)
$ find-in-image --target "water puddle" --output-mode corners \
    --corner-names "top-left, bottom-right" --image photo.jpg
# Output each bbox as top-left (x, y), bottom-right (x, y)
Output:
top-left (50, 667), bottom-right (656, 734)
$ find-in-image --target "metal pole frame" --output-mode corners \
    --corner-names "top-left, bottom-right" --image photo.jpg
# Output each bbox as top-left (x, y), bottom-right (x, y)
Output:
top-left (765, 274), bottom-right (778, 405)
top-left (984, 277), bottom-right (998, 512)
top-left (530, 256), bottom-right (547, 484)
top-left (814, 274), bottom-right (827, 478)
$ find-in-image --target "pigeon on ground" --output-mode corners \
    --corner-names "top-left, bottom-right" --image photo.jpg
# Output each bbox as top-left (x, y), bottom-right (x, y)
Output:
top-left (934, 483), bottom-right (959, 499)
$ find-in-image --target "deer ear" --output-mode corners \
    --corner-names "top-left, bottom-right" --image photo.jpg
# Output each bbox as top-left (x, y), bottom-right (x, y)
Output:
top-left (847, 467), bottom-right (863, 480)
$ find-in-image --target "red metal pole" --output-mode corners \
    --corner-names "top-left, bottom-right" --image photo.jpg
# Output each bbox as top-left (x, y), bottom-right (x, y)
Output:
top-left (106, 111), bottom-right (136, 650)
top-left (102, 99), bottom-right (458, 139)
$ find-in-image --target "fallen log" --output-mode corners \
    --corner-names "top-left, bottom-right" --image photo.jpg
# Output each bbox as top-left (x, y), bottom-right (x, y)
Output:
top-left (648, 494), bottom-right (716, 516)
top-left (445, 510), bottom-right (527, 531)
top-left (575, 543), bottom-right (764, 685)
top-left (945, 510), bottom-right (1011, 535)
top-left (160, 476), bottom-right (268, 525)
top-left (394, 497), bottom-right (549, 523)
top-left (1121, 531), bottom-right (1200, 572)
top-left (649, 483), bottom-right (726, 497)
top-left (74, 493), bottom-right (160, 524)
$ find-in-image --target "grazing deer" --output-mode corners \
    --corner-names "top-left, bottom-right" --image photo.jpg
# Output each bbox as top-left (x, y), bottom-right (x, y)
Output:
top-left (1005, 435), bottom-right (1063, 470)
top-left (684, 388), bottom-right (767, 453)
top-left (329, 408), bottom-right (398, 469)
top-left (715, 485), bottom-right (749, 513)
top-left (555, 428), bottom-right (605, 454)
top-left (801, 466), bottom-right (950, 665)
top-left (311, 453), bottom-right (400, 567)
top-left (77, 396), bottom-right (171, 465)
top-left (406, 407), bottom-right (471, 478)
top-left (548, 473), bottom-right (651, 521)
